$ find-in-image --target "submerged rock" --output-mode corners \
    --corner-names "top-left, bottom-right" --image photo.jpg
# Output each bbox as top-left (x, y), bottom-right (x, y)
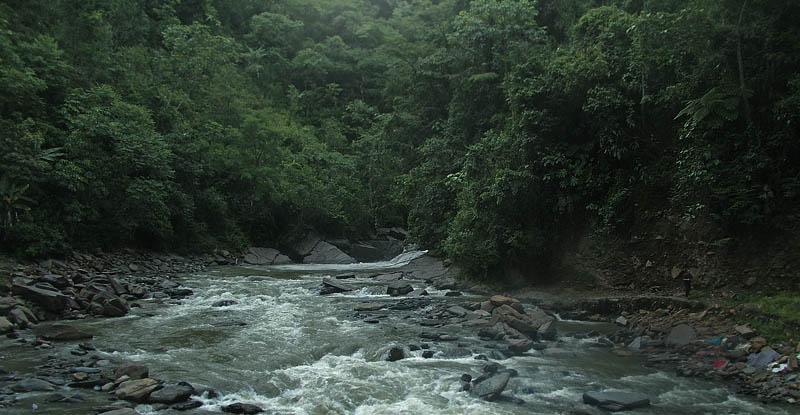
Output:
top-left (38, 324), bottom-right (93, 341)
top-left (319, 278), bottom-right (355, 295)
top-left (582, 391), bottom-right (650, 411)
top-left (386, 346), bottom-right (406, 362)
top-left (222, 402), bottom-right (264, 414)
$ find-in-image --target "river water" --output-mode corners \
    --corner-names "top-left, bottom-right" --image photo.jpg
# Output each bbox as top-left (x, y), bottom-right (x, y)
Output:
top-left (1, 254), bottom-right (794, 414)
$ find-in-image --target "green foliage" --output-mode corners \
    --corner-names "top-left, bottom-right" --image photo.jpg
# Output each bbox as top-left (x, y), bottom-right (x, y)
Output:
top-left (0, 0), bottom-right (798, 284)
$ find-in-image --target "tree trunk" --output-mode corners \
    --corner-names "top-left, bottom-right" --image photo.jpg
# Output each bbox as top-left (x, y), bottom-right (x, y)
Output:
top-left (736, 0), bottom-right (752, 126)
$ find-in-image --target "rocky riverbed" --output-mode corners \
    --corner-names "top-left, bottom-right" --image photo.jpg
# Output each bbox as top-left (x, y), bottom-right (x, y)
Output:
top-left (0, 250), bottom-right (798, 414)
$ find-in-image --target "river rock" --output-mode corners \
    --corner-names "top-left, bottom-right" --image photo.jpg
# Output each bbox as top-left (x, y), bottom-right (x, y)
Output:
top-left (303, 241), bottom-right (356, 264)
top-left (490, 295), bottom-right (519, 307)
top-left (212, 300), bottom-right (237, 307)
top-left (0, 316), bottom-right (13, 333)
top-left (222, 402), bottom-right (264, 414)
top-left (108, 276), bottom-right (127, 295)
top-left (735, 325), bottom-right (756, 339)
top-left (320, 278), bottom-right (354, 295)
top-left (272, 254), bottom-right (293, 265)
top-left (0, 296), bottom-right (20, 314)
top-left (116, 362), bottom-right (149, 380)
top-left (472, 371), bottom-right (511, 401)
top-left (747, 347), bottom-right (781, 369)
top-left (12, 282), bottom-right (70, 313)
top-left (243, 247), bottom-right (280, 265)
top-left (94, 291), bottom-right (130, 317)
top-left (115, 378), bottom-right (160, 402)
top-left (39, 274), bottom-right (72, 289)
top-left (387, 281), bottom-right (413, 296)
top-left (38, 323), bottom-right (92, 341)
top-left (8, 306), bottom-right (36, 328)
top-left (407, 289), bottom-right (429, 297)
top-left (665, 324), bottom-right (698, 347)
top-left (386, 346), bottom-right (405, 361)
top-left (148, 382), bottom-right (194, 404)
top-left (582, 391), bottom-right (650, 411)
top-left (374, 272), bottom-right (403, 282)
top-left (11, 378), bottom-right (56, 392)
top-left (537, 321), bottom-right (557, 341)
top-left (354, 302), bottom-right (386, 312)
top-left (507, 339), bottom-right (534, 355)
top-left (294, 234), bottom-right (321, 257)
top-left (446, 306), bottom-right (470, 317)
top-left (99, 409), bottom-right (140, 415)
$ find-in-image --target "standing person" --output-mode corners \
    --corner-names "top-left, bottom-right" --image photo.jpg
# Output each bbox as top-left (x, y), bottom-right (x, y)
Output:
top-left (680, 269), bottom-right (693, 298)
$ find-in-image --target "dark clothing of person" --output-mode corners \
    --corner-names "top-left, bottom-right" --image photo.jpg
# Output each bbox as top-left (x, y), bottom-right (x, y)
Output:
top-left (680, 270), bottom-right (693, 297)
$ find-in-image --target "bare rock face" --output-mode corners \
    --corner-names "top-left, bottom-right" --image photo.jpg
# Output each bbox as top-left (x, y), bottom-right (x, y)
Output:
top-left (303, 241), bottom-right (356, 264)
top-left (243, 247), bottom-right (280, 265)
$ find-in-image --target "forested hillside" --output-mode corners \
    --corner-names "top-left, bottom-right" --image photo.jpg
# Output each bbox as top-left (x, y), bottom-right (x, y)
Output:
top-left (2, 0), bottom-right (799, 280)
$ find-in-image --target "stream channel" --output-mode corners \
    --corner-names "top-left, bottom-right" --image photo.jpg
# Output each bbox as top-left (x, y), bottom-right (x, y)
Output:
top-left (2, 253), bottom-right (794, 414)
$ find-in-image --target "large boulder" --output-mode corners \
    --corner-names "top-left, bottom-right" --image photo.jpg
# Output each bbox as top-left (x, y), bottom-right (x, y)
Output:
top-left (243, 248), bottom-right (280, 265)
top-left (294, 234), bottom-right (321, 257)
top-left (347, 239), bottom-right (404, 262)
top-left (665, 324), bottom-right (698, 347)
top-left (12, 282), bottom-right (70, 313)
top-left (472, 371), bottom-right (511, 401)
top-left (303, 241), bottom-right (356, 264)
top-left (115, 378), bottom-right (160, 402)
top-left (582, 391), bottom-right (650, 411)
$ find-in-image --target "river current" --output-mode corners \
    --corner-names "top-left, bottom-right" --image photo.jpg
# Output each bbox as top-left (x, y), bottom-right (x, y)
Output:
top-left (2, 253), bottom-right (794, 414)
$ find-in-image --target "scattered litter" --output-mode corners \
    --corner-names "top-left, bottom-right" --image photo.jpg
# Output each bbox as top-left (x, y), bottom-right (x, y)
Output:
top-left (771, 363), bottom-right (789, 373)
top-left (713, 360), bottom-right (728, 369)
top-left (707, 336), bottom-right (723, 345)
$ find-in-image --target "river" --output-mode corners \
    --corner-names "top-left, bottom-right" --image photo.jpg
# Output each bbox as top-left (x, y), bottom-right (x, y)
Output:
top-left (1, 253), bottom-right (794, 414)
